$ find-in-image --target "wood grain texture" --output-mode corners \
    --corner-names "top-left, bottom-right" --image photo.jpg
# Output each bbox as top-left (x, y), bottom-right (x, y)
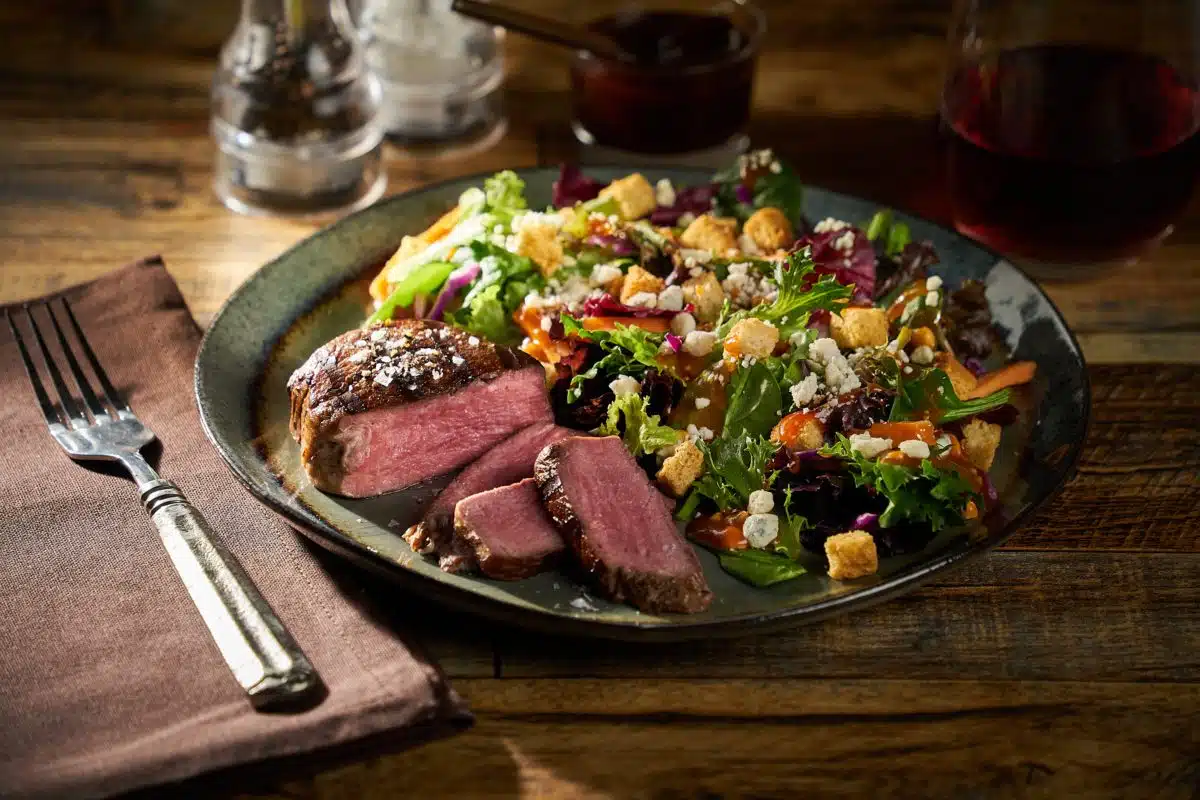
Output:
top-left (252, 680), bottom-right (1200, 800)
top-left (2, 2), bottom-right (1199, 798)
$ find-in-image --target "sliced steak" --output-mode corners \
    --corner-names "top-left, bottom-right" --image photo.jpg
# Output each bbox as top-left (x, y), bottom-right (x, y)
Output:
top-left (450, 479), bottom-right (565, 580)
top-left (288, 320), bottom-right (552, 497)
top-left (404, 422), bottom-right (575, 556)
top-left (535, 436), bottom-right (713, 614)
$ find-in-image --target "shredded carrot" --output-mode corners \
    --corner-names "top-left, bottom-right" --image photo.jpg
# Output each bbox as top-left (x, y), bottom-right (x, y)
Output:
top-left (580, 316), bottom-right (671, 333)
top-left (869, 420), bottom-right (938, 444)
top-left (966, 361), bottom-right (1036, 400)
top-left (687, 512), bottom-right (749, 551)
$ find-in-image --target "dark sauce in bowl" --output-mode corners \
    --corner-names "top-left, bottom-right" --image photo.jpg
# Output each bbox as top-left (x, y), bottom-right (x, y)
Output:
top-left (570, 6), bottom-right (765, 155)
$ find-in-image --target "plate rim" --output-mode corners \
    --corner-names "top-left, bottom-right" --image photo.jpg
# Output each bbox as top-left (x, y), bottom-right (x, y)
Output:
top-left (195, 165), bottom-right (1092, 641)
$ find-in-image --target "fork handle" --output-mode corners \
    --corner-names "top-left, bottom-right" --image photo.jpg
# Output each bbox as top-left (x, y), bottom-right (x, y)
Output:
top-left (141, 479), bottom-right (319, 708)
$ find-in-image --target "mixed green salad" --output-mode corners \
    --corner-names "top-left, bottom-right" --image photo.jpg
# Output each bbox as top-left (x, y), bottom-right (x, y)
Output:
top-left (368, 150), bottom-right (1036, 586)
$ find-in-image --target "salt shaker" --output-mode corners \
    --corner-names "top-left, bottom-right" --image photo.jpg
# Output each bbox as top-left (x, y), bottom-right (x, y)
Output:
top-left (212, 0), bottom-right (387, 216)
top-left (359, 0), bottom-right (506, 150)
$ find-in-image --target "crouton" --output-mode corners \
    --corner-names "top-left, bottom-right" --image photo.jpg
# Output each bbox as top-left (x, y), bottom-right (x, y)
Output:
top-left (935, 352), bottom-right (978, 400)
top-left (825, 530), bottom-right (878, 580)
top-left (515, 222), bottom-right (564, 276)
top-left (724, 318), bottom-right (779, 359)
top-left (771, 412), bottom-right (825, 450)
top-left (682, 271), bottom-right (725, 322)
top-left (599, 173), bottom-right (656, 220)
top-left (962, 419), bottom-right (1002, 471)
top-left (743, 207), bottom-right (794, 252)
top-left (656, 438), bottom-right (704, 497)
top-left (680, 214), bottom-right (738, 253)
top-left (829, 307), bottom-right (889, 349)
top-left (619, 265), bottom-right (665, 305)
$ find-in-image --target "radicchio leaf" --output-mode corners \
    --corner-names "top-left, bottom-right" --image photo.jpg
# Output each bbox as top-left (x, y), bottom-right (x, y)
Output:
top-left (800, 226), bottom-right (877, 302)
top-left (943, 278), bottom-right (1000, 359)
top-left (814, 389), bottom-right (894, 437)
top-left (640, 368), bottom-right (684, 419)
top-left (584, 233), bottom-right (637, 257)
top-left (649, 184), bottom-right (718, 226)
top-left (552, 164), bottom-right (603, 208)
top-left (579, 293), bottom-right (678, 318)
top-left (426, 263), bottom-right (481, 321)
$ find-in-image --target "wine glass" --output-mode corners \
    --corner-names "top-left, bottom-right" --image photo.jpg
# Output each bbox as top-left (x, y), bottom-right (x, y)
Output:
top-left (939, 0), bottom-right (1200, 270)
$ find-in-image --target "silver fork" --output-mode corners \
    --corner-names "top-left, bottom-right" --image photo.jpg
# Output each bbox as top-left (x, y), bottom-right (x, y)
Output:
top-left (6, 298), bottom-right (319, 709)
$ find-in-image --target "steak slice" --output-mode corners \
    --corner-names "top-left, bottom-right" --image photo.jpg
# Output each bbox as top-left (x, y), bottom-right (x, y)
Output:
top-left (535, 436), bottom-right (713, 614)
top-left (404, 422), bottom-right (576, 556)
top-left (288, 320), bottom-right (552, 497)
top-left (450, 479), bottom-right (565, 580)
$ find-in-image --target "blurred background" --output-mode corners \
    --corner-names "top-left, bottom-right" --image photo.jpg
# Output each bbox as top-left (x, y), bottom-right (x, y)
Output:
top-left (3, 0), bottom-right (1198, 363)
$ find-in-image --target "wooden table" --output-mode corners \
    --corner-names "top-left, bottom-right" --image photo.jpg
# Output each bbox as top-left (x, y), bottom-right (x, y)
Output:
top-left (2, 2), bottom-right (1197, 796)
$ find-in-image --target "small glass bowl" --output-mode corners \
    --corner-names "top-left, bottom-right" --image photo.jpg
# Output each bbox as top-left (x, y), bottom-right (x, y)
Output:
top-left (569, 0), bottom-right (766, 165)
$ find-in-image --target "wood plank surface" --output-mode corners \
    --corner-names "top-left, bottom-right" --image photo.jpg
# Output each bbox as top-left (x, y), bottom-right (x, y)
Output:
top-left (2, 1), bottom-right (1199, 798)
top-left (256, 680), bottom-right (1200, 800)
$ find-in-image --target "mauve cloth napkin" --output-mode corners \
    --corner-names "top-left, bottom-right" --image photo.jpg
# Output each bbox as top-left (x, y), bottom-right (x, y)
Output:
top-left (0, 259), bottom-right (471, 799)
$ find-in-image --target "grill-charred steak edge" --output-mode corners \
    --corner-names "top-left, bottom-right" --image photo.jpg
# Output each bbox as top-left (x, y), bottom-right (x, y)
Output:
top-left (288, 319), bottom-right (552, 496)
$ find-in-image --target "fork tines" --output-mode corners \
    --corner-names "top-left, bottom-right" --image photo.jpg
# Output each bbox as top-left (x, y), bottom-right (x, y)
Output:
top-left (6, 299), bottom-right (130, 431)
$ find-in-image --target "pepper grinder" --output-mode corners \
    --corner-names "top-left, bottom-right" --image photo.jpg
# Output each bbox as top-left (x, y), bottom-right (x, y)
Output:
top-left (212, 0), bottom-right (386, 217)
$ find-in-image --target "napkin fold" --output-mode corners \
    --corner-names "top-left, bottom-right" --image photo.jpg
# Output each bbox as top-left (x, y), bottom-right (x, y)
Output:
top-left (0, 259), bottom-right (471, 799)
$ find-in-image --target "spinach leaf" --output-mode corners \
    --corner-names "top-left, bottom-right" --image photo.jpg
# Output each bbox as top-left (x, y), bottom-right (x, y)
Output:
top-left (718, 549), bottom-right (807, 587)
top-left (752, 163), bottom-right (804, 228)
top-left (773, 486), bottom-right (807, 559)
top-left (723, 360), bottom-right (782, 440)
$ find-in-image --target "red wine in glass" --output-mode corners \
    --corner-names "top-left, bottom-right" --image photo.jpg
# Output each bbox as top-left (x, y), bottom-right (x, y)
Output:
top-left (942, 45), bottom-right (1200, 263)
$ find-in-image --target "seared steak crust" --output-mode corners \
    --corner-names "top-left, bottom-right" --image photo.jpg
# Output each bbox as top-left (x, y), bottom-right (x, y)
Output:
top-left (534, 437), bottom-right (713, 614)
top-left (288, 319), bottom-right (545, 493)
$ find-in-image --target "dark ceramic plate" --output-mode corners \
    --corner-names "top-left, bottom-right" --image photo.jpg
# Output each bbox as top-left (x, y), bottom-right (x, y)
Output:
top-left (195, 167), bottom-right (1089, 641)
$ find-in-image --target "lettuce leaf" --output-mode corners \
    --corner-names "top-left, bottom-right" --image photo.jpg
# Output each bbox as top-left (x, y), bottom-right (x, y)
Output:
top-left (444, 241), bottom-right (543, 345)
top-left (367, 260), bottom-right (458, 324)
top-left (889, 367), bottom-right (1011, 424)
top-left (716, 250), bottom-right (851, 340)
top-left (561, 315), bottom-right (668, 403)
top-left (820, 435), bottom-right (979, 530)
top-left (679, 433), bottom-right (778, 517)
top-left (482, 170), bottom-right (528, 225)
top-left (595, 393), bottom-right (679, 458)
top-left (864, 209), bottom-right (912, 258)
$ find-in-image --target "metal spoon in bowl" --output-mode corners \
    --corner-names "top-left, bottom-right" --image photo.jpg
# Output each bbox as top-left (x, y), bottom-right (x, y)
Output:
top-left (450, 0), bottom-right (628, 61)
